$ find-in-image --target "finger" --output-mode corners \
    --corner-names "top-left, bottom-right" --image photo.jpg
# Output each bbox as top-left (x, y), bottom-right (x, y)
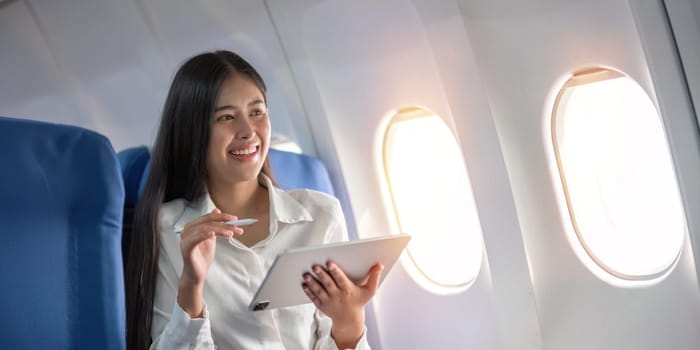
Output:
top-left (180, 225), bottom-right (234, 248)
top-left (207, 209), bottom-right (237, 222)
top-left (209, 222), bottom-right (244, 235)
top-left (302, 283), bottom-right (321, 306)
top-left (303, 272), bottom-right (328, 301)
top-left (181, 215), bottom-right (236, 244)
top-left (363, 263), bottom-right (384, 296)
top-left (204, 208), bottom-right (237, 223)
top-left (180, 229), bottom-right (215, 254)
top-left (222, 224), bottom-right (245, 235)
top-left (185, 211), bottom-right (237, 230)
top-left (326, 261), bottom-right (353, 290)
top-left (313, 264), bottom-right (339, 294)
top-left (200, 223), bottom-right (236, 237)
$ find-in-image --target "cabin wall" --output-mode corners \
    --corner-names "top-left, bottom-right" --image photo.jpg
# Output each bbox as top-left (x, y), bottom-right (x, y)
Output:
top-left (268, 0), bottom-right (544, 349)
top-left (460, 0), bottom-right (700, 349)
top-left (1, 1), bottom-right (700, 349)
top-left (270, 0), bottom-right (700, 349)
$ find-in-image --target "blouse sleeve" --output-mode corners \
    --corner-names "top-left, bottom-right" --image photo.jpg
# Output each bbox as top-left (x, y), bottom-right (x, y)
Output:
top-left (149, 218), bottom-right (216, 349)
top-left (313, 309), bottom-right (371, 350)
top-left (311, 198), bottom-right (372, 350)
top-left (150, 303), bottom-right (215, 350)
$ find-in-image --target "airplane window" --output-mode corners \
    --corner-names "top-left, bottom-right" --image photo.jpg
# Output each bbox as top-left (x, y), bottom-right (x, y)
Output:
top-left (383, 107), bottom-right (483, 293)
top-left (552, 68), bottom-right (686, 282)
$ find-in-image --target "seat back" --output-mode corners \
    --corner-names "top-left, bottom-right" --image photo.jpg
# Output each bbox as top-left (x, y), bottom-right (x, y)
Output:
top-left (268, 149), bottom-right (336, 196)
top-left (116, 145), bottom-right (149, 261)
top-left (117, 145), bottom-right (150, 208)
top-left (0, 116), bottom-right (126, 350)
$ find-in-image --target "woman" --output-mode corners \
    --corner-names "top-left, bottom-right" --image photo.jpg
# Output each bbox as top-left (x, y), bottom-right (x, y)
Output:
top-left (125, 50), bottom-right (382, 350)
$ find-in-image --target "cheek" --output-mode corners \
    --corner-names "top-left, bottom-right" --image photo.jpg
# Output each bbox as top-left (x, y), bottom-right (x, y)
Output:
top-left (258, 120), bottom-right (271, 141)
top-left (208, 127), bottom-right (230, 148)
top-left (204, 141), bottom-right (218, 171)
top-left (206, 128), bottom-right (229, 163)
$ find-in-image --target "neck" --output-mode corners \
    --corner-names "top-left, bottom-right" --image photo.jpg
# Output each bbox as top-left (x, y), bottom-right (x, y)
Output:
top-left (207, 176), bottom-right (268, 217)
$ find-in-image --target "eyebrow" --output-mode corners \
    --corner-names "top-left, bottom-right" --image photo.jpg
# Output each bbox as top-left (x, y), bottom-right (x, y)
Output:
top-left (214, 99), bottom-right (265, 112)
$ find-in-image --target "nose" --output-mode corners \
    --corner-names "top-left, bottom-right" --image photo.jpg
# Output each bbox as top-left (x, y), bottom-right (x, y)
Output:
top-left (236, 118), bottom-right (255, 140)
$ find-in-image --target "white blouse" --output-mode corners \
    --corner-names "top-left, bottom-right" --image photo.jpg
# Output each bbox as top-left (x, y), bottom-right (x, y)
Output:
top-left (150, 175), bottom-right (370, 350)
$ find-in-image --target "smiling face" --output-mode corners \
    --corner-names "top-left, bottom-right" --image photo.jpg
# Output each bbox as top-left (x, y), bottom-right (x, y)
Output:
top-left (206, 73), bottom-right (270, 187)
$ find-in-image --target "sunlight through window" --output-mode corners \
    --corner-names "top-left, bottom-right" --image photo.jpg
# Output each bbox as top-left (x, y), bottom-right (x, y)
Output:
top-left (552, 69), bottom-right (686, 281)
top-left (383, 107), bottom-right (483, 293)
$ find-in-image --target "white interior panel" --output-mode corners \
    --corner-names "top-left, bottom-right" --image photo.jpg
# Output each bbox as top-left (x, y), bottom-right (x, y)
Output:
top-left (0, 1), bottom-right (82, 128)
top-left (409, 1), bottom-right (543, 348)
top-left (0, 0), bottom-right (315, 153)
top-left (136, 0), bottom-right (316, 154)
top-left (665, 0), bottom-right (700, 128)
top-left (634, 0), bottom-right (700, 306)
top-left (24, 0), bottom-right (167, 151)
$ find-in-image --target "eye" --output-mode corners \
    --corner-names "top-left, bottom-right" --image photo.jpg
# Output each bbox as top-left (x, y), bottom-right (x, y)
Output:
top-left (250, 109), bottom-right (265, 117)
top-left (216, 114), bottom-right (235, 121)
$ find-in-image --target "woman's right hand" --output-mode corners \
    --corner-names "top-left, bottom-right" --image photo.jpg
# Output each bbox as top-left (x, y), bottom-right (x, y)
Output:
top-left (177, 208), bottom-right (242, 317)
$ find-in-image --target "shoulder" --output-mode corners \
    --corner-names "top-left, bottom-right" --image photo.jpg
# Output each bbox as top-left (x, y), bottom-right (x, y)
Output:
top-left (159, 198), bottom-right (188, 228)
top-left (272, 187), bottom-right (349, 243)
top-left (283, 188), bottom-right (343, 218)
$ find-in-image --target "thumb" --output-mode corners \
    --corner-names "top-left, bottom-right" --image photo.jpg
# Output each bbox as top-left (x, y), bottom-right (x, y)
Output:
top-left (364, 262), bottom-right (384, 295)
top-left (212, 208), bottom-right (221, 214)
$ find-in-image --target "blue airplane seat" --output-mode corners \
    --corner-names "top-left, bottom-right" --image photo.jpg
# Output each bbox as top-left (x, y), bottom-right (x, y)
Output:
top-left (117, 145), bottom-right (150, 207)
top-left (0, 116), bottom-right (126, 350)
top-left (116, 145), bottom-right (150, 264)
top-left (268, 149), bottom-right (336, 196)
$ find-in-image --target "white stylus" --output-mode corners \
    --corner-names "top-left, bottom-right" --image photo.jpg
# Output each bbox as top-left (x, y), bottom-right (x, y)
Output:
top-left (225, 218), bottom-right (258, 226)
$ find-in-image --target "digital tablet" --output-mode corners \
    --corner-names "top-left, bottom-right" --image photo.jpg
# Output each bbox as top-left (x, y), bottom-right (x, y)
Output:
top-left (249, 234), bottom-right (411, 311)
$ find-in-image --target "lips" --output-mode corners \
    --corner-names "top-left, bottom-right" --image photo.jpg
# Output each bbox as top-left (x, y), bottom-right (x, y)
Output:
top-left (227, 144), bottom-right (260, 161)
top-left (228, 145), bottom-right (257, 156)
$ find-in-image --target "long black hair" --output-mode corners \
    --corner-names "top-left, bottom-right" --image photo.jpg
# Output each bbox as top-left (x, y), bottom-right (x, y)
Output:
top-left (125, 51), bottom-right (272, 350)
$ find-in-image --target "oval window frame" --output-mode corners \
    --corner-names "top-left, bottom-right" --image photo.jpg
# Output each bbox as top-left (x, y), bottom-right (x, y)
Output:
top-left (381, 106), bottom-right (484, 294)
top-left (550, 68), bottom-right (686, 284)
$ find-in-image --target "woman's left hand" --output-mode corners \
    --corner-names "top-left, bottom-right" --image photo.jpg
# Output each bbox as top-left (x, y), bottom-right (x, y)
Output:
top-left (302, 261), bottom-right (383, 347)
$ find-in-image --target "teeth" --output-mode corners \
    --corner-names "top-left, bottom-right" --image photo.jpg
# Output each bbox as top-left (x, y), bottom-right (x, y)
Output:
top-left (230, 146), bottom-right (257, 156)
